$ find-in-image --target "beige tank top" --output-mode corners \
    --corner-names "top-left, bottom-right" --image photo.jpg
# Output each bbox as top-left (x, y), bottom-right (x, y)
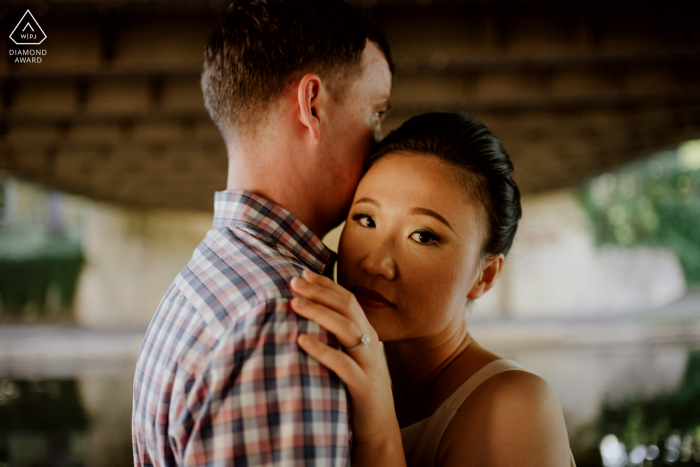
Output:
top-left (400, 359), bottom-right (576, 467)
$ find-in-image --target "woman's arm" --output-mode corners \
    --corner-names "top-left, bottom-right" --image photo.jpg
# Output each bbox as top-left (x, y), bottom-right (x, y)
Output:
top-left (438, 370), bottom-right (572, 467)
top-left (290, 270), bottom-right (407, 467)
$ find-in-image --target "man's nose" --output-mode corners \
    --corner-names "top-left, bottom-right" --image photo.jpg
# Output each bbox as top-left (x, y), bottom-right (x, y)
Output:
top-left (360, 238), bottom-right (396, 280)
top-left (373, 124), bottom-right (383, 143)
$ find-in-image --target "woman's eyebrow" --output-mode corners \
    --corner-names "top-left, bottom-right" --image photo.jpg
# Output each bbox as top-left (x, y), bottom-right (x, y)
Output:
top-left (354, 197), bottom-right (380, 207)
top-left (409, 207), bottom-right (455, 233)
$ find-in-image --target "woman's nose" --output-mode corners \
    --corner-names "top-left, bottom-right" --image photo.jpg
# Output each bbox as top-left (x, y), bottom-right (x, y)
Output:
top-left (360, 241), bottom-right (396, 280)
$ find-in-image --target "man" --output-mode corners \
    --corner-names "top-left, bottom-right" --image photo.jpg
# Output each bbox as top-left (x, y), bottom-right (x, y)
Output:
top-left (132, 0), bottom-right (393, 465)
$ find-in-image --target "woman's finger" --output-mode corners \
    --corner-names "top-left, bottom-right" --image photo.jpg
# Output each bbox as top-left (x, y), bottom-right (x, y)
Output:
top-left (292, 271), bottom-right (347, 306)
top-left (291, 297), bottom-right (369, 351)
top-left (297, 334), bottom-right (365, 392)
top-left (302, 269), bottom-right (342, 291)
top-left (290, 275), bottom-right (364, 323)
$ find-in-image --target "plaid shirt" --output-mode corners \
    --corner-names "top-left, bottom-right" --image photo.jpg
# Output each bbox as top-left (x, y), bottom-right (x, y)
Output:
top-left (132, 191), bottom-right (350, 467)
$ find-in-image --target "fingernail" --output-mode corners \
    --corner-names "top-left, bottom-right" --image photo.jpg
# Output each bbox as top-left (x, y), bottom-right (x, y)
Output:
top-left (293, 297), bottom-right (306, 307)
top-left (298, 335), bottom-right (308, 345)
top-left (304, 269), bottom-right (317, 278)
top-left (292, 277), bottom-right (306, 288)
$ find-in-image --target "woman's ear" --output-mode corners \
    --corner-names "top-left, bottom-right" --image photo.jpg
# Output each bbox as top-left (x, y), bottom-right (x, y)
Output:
top-left (297, 73), bottom-right (324, 142)
top-left (467, 254), bottom-right (504, 300)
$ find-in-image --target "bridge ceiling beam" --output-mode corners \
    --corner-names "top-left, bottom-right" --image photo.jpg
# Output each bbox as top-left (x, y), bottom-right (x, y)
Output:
top-left (0, 0), bottom-right (699, 210)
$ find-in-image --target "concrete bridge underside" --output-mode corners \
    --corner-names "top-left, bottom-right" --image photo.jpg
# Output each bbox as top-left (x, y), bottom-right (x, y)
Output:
top-left (0, 0), bottom-right (699, 210)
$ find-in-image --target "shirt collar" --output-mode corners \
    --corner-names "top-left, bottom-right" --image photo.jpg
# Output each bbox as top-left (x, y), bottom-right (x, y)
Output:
top-left (213, 190), bottom-right (336, 276)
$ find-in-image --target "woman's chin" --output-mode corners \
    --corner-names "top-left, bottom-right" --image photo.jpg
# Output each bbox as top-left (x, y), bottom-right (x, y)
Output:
top-left (362, 312), bottom-right (402, 343)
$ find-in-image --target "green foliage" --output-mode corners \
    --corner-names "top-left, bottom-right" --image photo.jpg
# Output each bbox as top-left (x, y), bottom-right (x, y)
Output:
top-left (579, 141), bottom-right (700, 283)
top-left (0, 226), bottom-right (84, 318)
top-left (595, 351), bottom-right (700, 465)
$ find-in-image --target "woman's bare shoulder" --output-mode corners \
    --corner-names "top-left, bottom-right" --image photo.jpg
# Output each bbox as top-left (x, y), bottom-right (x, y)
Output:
top-left (437, 368), bottom-right (571, 467)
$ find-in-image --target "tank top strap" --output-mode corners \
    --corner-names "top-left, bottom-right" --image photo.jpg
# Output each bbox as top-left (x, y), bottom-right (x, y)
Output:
top-left (442, 358), bottom-right (526, 413)
top-left (401, 359), bottom-right (528, 467)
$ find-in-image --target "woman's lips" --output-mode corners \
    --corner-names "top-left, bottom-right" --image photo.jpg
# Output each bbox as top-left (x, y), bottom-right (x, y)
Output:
top-left (352, 286), bottom-right (395, 309)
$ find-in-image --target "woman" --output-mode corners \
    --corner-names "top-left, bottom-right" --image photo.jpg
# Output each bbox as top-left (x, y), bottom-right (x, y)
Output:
top-left (289, 112), bottom-right (574, 466)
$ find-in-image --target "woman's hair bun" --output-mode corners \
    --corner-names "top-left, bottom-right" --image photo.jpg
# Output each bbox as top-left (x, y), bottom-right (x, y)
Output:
top-left (369, 112), bottom-right (522, 256)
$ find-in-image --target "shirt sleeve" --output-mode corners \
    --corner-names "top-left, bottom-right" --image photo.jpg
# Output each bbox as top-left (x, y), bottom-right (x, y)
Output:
top-left (172, 297), bottom-right (351, 466)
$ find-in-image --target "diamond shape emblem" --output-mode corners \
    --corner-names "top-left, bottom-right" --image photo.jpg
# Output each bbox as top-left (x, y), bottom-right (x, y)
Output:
top-left (9, 10), bottom-right (47, 45)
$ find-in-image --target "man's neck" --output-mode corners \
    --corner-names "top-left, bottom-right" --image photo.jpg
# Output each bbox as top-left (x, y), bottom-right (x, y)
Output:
top-left (225, 137), bottom-right (331, 239)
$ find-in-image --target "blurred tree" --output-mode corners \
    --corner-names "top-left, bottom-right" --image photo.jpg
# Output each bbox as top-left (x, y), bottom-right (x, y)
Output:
top-left (595, 351), bottom-right (700, 466)
top-left (0, 179), bottom-right (84, 320)
top-left (580, 140), bottom-right (700, 283)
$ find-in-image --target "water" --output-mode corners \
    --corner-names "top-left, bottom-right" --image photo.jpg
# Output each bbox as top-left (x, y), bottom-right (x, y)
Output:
top-left (0, 376), bottom-right (133, 467)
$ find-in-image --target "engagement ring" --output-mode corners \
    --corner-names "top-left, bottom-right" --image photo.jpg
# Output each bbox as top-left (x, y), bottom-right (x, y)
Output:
top-left (346, 334), bottom-right (370, 352)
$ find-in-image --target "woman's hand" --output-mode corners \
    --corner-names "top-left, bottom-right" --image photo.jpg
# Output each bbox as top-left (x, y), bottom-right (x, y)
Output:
top-left (290, 270), bottom-right (406, 466)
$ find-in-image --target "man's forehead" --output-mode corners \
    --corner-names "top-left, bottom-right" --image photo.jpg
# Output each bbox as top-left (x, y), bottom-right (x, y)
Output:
top-left (360, 41), bottom-right (392, 97)
top-left (362, 40), bottom-right (391, 73)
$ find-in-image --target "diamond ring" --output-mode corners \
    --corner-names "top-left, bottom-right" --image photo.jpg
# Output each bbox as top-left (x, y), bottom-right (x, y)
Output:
top-left (346, 334), bottom-right (370, 352)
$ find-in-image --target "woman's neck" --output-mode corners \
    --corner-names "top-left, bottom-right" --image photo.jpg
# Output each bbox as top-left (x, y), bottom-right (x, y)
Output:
top-left (384, 313), bottom-right (472, 418)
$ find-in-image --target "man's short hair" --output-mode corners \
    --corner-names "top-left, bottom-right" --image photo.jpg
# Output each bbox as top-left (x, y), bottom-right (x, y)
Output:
top-left (201, 0), bottom-right (392, 139)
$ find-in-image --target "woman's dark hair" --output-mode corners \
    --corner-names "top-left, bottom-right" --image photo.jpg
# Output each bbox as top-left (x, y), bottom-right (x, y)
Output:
top-left (368, 112), bottom-right (521, 257)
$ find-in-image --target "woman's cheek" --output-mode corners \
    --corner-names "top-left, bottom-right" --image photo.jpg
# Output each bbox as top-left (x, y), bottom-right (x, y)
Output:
top-left (338, 228), bottom-right (365, 283)
top-left (413, 250), bottom-right (462, 309)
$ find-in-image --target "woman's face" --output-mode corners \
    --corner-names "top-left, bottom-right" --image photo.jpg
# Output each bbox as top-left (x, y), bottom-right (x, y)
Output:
top-left (338, 153), bottom-right (491, 342)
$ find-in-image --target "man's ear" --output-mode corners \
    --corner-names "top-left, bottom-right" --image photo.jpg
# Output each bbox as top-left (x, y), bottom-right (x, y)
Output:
top-left (297, 73), bottom-right (324, 142)
top-left (466, 254), bottom-right (504, 300)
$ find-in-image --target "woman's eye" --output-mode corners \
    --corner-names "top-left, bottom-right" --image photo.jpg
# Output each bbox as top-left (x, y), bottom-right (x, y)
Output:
top-left (409, 231), bottom-right (438, 245)
top-left (352, 213), bottom-right (376, 228)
